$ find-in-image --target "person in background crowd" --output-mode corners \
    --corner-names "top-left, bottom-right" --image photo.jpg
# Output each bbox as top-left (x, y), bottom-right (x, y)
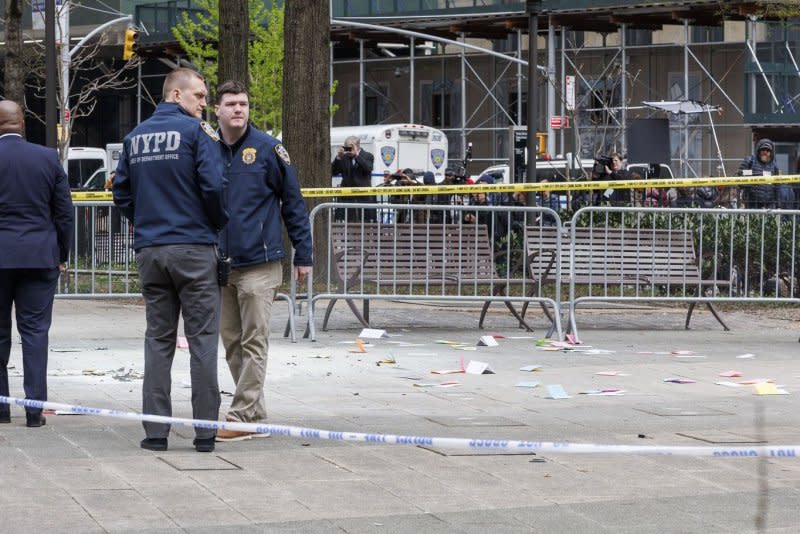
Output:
top-left (0, 100), bottom-right (74, 428)
top-left (598, 152), bottom-right (631, 206)
top-left (332, 135), bottom-right (375, 222)
top-left (738, 138), bottom-right (779, 209)
top-left (213, 80), bottom-right (312, 442)
top-left (113, 68), bottom-right (228, 453)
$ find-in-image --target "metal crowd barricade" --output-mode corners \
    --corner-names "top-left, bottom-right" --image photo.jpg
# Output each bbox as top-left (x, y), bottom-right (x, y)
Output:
top-left (60, 201), bottom-right (300, 342)
top-left (303, 201), bottom-right (564, 341)
top-left (565, 206), bottom-right (800, 338)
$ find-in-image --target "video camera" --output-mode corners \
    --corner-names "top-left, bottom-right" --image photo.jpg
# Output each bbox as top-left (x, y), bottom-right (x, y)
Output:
top-left (593, 155), bottom-right (614, 177)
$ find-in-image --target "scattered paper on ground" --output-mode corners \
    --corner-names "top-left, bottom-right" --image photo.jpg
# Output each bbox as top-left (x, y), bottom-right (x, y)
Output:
top-left (719, 370), bottom-right (742, 377)
top-left (594, 371), bottom-right (629, 376)
top-left (359, 328), bottom-right (388, 339)
top-left (545, 384), bottom-right (570, 399)
top-left (738, 378), bottom-right (774, 385)
top-left (579, 388), bottom-right (625, 396)
top-left (754, 383), bottom-right (789, 395)
top-left (519, 365), bottom-right (543, 372)
top-left (432, 358), bottom-right (465, 374)
top-left (663, 377), bottom-right (696, 384)
top-left (465, 360), bottom-right (495, 375)
top-left (349, 339), bottom-right (368, 353)
top-left (736, 353), bottom-right (756, 359)
top-left (413, 381), bottom-right (461, 388)
top-left (716, 381), bottom-right (745, 388)
top-left (309, 354), bottom-right (331, 359)
top-left (515, 381), bottom-right (540, 388)
top-left (375, 356), bottom-right (396, 366)
top-left (51, 348), bottom-right (82, 353)
top-left (477, 335), bottom-right (499, 347)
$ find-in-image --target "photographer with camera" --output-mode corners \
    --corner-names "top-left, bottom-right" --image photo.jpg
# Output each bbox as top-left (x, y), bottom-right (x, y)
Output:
top-left (595, 152), bottom-right (631, 206)
top-left (332, 135), bottom-right (375, 222)
top-left (381, 168), bottom-right (420, 224)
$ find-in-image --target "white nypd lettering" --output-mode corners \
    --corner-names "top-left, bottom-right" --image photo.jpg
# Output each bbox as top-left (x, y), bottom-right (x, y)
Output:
top-left (130, 131), bottom-right (181, 159)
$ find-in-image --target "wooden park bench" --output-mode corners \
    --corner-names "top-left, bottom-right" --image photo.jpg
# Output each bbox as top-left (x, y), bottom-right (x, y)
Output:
top-left (319, 221), bottom-right (536, 332)
top-left (524, 225), bottom-right (730, 335)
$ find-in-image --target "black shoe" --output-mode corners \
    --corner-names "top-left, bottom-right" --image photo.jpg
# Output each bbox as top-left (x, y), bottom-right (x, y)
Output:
top-left (0, 412), bottom-right (10, 424)
top-left (193, 436), bottom-right (215, 452)
top-left (25, 412), bottom-right (46, 428)
top-left (140, 437), bottom-right (168, 451)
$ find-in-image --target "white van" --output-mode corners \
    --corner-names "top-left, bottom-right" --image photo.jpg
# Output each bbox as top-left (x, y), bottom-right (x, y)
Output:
top-left (477, 157), bottom-right (595, 185)
top-left (67, 144), bottom-right (123, 190)
top-left (330, 123), bottom-right (448, 186)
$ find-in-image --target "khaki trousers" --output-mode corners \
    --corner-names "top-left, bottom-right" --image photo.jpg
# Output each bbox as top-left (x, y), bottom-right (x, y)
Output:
top-left (220, 261), bottom-right (282, 423)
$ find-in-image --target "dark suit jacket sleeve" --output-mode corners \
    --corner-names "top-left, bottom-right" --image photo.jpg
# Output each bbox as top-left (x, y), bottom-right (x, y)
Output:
top-left (355, 150), bottom-right (374, 180)
top-left (50, 157), bottom-right (74, 263)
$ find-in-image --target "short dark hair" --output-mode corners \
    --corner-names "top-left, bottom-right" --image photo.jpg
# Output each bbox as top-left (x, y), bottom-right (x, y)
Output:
top-left (216, 80), bottom-right (248, 104)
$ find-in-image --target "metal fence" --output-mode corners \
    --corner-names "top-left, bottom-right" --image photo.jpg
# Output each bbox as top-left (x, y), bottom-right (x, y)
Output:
top-left (61, 201), bottom-right (800, 343)
top-left (60, 202), bottom-right (299, 341)
top-left (304, 202), bottom-right (800, 341)
top-left (303, 202), bottom-right (565, 341)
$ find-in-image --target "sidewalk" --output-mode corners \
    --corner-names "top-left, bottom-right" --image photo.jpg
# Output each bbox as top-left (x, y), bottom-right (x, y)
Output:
top-left (1, 299), bottom-right (799, 533)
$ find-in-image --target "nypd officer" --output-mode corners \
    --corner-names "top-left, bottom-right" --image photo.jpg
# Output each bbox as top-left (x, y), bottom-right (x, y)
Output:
top-left (0, 100), bottom-right (74, 427)
top-left (212, 80), bottom-right (312, 441)
top-left (113, 68), bottom-right (228, 452)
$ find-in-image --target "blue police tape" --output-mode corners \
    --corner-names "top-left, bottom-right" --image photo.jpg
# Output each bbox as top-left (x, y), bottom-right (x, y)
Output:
top-left (2, 395), bottom-right (797, 457)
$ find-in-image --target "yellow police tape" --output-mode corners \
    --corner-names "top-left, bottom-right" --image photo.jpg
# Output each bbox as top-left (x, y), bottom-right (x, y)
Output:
top-left (71, 174), bottom-right (800, 202)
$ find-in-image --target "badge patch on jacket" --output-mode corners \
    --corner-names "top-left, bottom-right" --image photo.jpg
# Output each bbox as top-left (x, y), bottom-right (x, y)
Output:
top-left (275, 144), bottom-right (291, 165)
top-left (200, 121), bottom-right (219, 141)
top-left (242, 147), bottom-right (256, 165)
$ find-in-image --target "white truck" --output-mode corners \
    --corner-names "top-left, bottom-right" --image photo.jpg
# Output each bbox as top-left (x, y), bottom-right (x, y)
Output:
top-left (67, 143), bottom-right (122, 190)
top-left (330, 123), bottom-right (448, 186)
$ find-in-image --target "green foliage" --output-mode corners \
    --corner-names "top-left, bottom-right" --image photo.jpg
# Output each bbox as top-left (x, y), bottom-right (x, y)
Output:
top-left (570, 209), bottom-right (800, 294)
top-left (172, 0), bottom-right (284, 134)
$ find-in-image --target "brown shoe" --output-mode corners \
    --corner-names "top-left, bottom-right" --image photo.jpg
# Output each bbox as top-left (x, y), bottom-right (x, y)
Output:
top-left (215, 428), bottom-right (255, 442)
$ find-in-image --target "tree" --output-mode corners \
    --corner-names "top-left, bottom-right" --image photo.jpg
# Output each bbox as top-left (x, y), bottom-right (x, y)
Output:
top-left (23, 3), bottom-right (141, 161)
top-left (218, 0), bottom-right (249, 88)
top-left (173, 0), bottom-right (283, 134)
top-left (3, 0), bottom-right (24, 103)
top-left (282, 0), bottom-right (330, 281)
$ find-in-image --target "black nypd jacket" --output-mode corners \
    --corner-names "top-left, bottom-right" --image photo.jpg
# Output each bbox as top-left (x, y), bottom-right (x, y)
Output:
top-left (218, 125), bottom-right (312, 268)
top-left (113, 102), bottom-right (228, 249)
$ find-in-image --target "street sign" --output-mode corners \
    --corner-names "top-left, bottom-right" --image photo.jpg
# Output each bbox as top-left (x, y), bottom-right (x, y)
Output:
top-left (550, 115), bottom-right (569, 129)
top-left (565, 75), bottom-right (575, 111)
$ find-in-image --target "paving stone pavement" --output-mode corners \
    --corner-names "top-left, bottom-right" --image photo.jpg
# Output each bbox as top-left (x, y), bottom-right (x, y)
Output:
top-left (1, 298), bottom-right (799, 533)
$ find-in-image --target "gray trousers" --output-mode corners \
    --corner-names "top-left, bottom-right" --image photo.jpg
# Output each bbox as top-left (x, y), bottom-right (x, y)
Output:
top-left (136, 244), bottom-right (221, 440)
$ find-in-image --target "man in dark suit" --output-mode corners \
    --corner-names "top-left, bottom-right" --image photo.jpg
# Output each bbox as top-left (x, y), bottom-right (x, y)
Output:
top-left (331, 135), bottom-right (376, 222)
top-left (0, 100), bottom-right (74, 427)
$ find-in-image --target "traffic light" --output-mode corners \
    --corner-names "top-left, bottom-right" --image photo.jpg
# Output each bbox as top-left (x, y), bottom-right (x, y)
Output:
top-left (122, 28), bottom-right (138, 60)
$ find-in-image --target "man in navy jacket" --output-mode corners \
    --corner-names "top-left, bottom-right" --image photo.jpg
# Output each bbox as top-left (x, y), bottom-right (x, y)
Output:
top-left (113, 68), bottom-right (228, 452)
top-left (212, 80), bottom-right (312, 441)
top-left (0, 100), bottom-right (73, 427)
